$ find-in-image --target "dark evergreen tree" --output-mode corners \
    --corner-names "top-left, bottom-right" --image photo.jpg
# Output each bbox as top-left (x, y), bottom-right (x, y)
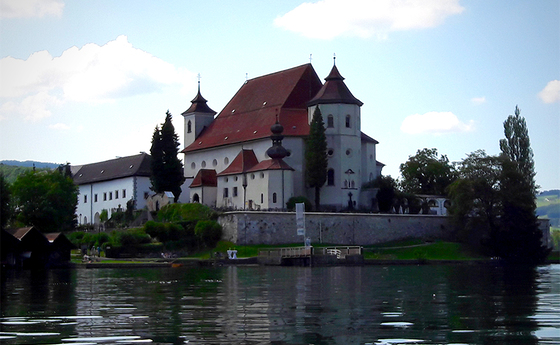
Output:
top-left (150, 125), bottom-right (164, 193)
top-left (0, 173), bottom-right (12, 229)
top-left (150, 111), bottom-right (184, 202)
top-left (305, 106), bottom-right (328, 210)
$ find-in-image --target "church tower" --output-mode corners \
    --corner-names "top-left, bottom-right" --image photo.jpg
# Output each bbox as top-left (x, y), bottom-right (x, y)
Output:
top-left (307, 60), bottom-right (364, 209)
top-left (181, 80), bottom-right (216, 148)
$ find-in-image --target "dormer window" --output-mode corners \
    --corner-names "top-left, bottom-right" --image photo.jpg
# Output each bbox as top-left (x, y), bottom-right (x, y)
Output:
top-left (345, 115), bottom-right (351, 128)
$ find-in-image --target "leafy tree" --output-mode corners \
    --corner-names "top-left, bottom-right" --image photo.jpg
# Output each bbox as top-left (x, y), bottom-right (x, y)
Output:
top-left (499, 105), bottom-right (537, 195)
top-left (497, 106), bottom-right (548, 263)
top-left (497, 158), bottom-right (549, 263)
top-left (400, 148), bottom-right (457, 196)
top-left (1, 173), bottom-right (12, 229)
top-left (305, 106), bottom-right (328, 210)
top-left (371, 175), bottom-right (398, 213)
top-left (448, 150), bottom-right (503, 250)
top-left (11, 167), bottom-right (78, 232)
top-left (150, 111), bottom-right (184, 202)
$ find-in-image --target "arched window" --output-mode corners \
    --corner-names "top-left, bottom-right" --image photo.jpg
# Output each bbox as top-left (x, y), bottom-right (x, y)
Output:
top-left (327, 114), bottom-right (334, 128)
top-left (273, 193), bottom-right (277, 203)
top-left (187, 120), bottom-right (192, 133)
top-left (345, 115), bottom-right (351, 128)
top-left (327, 169), bottom-right (335, 186)
top-left (193, 193), bottom-right (200, 203)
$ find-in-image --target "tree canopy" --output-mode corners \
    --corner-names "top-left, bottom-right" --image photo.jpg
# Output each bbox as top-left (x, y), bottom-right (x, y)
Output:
top-left (1, 173), bottom-right (11, 229)
top-left (305, 106), bottom-right (328, 210)
top-left (150, 111), bottom-right (184, 202)
top-left (11, 167), bottom-right (78, 232)
top-left (448, 107), bottom-right (549, 264)
top-left (399, 148), bottom-right (457, 196)
top-left (499, 105), bottom-right (537, 195)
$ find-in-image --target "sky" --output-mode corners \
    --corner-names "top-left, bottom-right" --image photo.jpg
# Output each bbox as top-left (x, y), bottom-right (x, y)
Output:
top-left (1, 0), bottom-right (559, 190)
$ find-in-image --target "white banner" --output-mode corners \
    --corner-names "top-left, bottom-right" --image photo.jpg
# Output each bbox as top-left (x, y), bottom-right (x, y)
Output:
top-left (296, 203), bottom-right (305, 236)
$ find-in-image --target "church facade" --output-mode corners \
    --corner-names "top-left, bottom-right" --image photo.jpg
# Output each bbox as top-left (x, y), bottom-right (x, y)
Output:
top-left (181, 62), bottom-right (383, 211)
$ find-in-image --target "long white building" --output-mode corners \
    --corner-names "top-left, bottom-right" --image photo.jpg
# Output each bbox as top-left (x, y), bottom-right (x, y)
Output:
top-left (73, 153), bottom-right (152, 226)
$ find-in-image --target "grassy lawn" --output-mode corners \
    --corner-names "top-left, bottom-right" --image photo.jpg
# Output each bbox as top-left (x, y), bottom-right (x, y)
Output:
top-left (363, 241), bottom-right (487, 261)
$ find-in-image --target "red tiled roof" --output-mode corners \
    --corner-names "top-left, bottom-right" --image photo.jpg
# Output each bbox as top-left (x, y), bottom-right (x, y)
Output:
top-left (182, 64), bottom-right (323, 153)
top-left (217, 149), bottom-right (259, 176)
top-left (247, 159), bottom-right (294, 172)
top-left (190, 169), bottom-right (217, 187)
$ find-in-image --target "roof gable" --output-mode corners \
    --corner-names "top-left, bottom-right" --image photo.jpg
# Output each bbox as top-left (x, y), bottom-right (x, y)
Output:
top-left (190, 169), bottom-right (217, 187)
top-left (183, 64), bottom-right (323, 153)
top-left (247, 159), bottom-right (294, 172)
top-left (217, 149), bottom-right (259, 176)
top-left (73, 153), bottom-right (151, 185)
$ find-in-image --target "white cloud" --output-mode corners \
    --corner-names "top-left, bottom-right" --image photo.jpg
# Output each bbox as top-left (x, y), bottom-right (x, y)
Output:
top-left (401, 111), bottom-right (474, 134)
top-left (0, 91), bottom-right (62, 121)
top-left (274, 0), bottom-right (464, 39)
top-left (0, 35), bottom-right (194, 121)
top-left (538, 80), bottom-right (560, 104)
top-left (49, 123), bottom-right (70, 130)
top-left (471, 96), bottom-right (486, 105)
top-left (0, 0), bottom-right (64, 19)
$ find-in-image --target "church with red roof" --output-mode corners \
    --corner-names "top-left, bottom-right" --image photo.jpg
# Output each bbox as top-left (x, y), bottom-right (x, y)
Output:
top-left (181, 61), bottom-right (383, 210)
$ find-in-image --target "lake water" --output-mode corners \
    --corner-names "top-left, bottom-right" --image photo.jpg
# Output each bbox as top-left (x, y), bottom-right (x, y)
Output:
top-left (1, 264), bottom-right (559, 344)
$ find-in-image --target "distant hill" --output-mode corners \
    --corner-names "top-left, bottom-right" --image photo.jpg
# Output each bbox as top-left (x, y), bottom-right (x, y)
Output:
top-left (537, 190), bottom-right (560, 228)
top-left (0, 160), bottom-right (60, 169)
top-left (0, 160), bottom-right (60, 184)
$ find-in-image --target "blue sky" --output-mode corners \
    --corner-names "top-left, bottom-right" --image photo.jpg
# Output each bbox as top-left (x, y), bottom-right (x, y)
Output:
top-left (1, 0), bottom-right (559, 190)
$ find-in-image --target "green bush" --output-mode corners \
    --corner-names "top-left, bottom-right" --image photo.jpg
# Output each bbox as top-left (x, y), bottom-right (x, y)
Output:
top-left (286, 196), bottom-right (312, 211)
top-left (195, 220), bottom-right (222, 248)
top-left (157, 203), bottom-right (217, 222)
top-left (113, 228), bottom-right (152, 246)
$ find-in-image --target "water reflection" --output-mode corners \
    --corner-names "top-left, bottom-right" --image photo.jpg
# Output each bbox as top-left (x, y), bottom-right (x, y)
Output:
top-left (1, 264), bottom-right (559, 344)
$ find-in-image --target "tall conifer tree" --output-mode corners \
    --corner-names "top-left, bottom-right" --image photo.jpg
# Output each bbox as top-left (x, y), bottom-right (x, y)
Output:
top-left (305, 106), bottom-right (328, 210)
top-left (498, 106), bottom-right (549, 263)
top-left (150, 111), bottom-right (184, 202)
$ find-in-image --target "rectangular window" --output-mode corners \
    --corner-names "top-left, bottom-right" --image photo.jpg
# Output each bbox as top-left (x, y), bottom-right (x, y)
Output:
top-left (122, 189), bottom-right (126, 199)
top-left (223, 188), bottom-right (229, 198)
top-left (103, 192), bottom-right (107, 201)
top-left (233, 187), bottom-right (238, 197)
top-left (261, 193), bottom-right (264, 203)
top-left (94, 194), bottom-right (98, 202)
top-left (109, 192), bottom-right (113, 200)
top-left (84, 195), bottom-right (87, 203)
top-left (115, 190), bottom-right (119, 199)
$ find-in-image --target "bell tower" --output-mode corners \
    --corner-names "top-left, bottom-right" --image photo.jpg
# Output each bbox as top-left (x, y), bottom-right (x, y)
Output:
top-left (307, 59), bottom-right (364, 209)
top-left (181, 78), bottom-right (216, 148)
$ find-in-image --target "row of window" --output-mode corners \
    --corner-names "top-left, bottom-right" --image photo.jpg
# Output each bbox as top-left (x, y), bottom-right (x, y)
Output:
top-left (223, 189), bottom-right (278, 203)
top-left (326, 114), bottom-right (352, 128)
top-left (83, 189), bottom-right (127, 203)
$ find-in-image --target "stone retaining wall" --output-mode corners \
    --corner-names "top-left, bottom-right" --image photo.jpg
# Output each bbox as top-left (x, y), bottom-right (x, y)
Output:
top-left (218, 211), bottom-right (455, 245)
